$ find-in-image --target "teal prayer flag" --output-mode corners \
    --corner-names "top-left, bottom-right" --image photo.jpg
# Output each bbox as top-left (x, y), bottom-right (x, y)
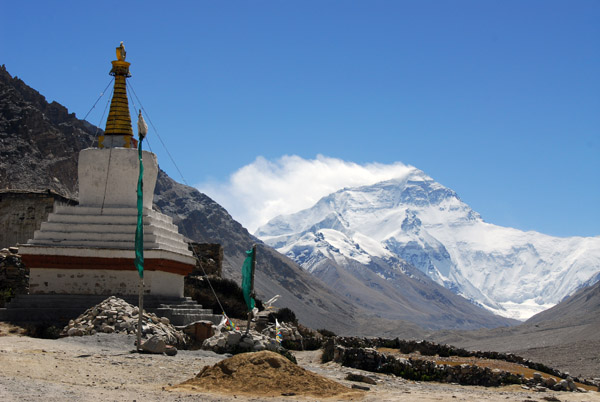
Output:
top-left (134, 139), bottom-right (144, 278)
top-left (241, 248), bottom-right (255, 311)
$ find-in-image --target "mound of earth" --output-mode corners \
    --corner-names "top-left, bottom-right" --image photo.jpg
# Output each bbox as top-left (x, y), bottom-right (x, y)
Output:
top-left (174, 350), bottom-right (363, 399)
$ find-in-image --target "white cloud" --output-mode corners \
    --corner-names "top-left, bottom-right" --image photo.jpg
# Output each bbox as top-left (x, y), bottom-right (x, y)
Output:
top-left (197, 155), bottom-right (415, 233)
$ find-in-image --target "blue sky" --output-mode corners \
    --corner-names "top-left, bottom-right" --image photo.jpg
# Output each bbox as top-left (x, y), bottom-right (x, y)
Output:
top-left (2, 1), bottom-right (598, 237)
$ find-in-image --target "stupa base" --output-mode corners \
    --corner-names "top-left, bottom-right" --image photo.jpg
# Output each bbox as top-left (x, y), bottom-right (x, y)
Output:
top-left (21, 247), bottom-right (195, 297)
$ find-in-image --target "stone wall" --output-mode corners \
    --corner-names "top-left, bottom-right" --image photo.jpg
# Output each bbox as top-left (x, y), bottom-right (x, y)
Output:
top-left (0, 248), bottom-right (27, 306)
top-left (188, 243), bottom-right (223, 277)
top-left (0, 190), bottom-right (76, 249)
top-left (322, 337), bottom-right (598, 390)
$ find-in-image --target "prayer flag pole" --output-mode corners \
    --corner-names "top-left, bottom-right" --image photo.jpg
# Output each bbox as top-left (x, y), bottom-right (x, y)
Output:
top-left (135, 110), bottom-right (148, 351)
top-left (246, 244), bottom-right (256, 335)
top-left (241, 244), bottom-right (257, 335)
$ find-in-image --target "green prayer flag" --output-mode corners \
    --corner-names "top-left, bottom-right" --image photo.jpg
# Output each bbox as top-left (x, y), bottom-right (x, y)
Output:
top-left (241, 248), bottom-right (255, 311)
top-left (134, 139), bottom-right (144, 278)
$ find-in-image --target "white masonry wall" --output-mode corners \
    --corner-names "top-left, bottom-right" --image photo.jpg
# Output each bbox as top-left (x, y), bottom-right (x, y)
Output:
top-left (78, 147), bottom-right (158, 209)
top-left (29, 267), bottom-right (184, 297)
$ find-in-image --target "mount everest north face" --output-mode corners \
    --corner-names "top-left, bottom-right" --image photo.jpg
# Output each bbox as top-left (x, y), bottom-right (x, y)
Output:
top-left (256, 167), bottom-right (600, 320)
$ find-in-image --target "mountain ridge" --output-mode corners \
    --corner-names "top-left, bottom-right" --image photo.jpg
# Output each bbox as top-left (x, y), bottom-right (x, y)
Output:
top-left (257, 169), bottom-right (600, 320)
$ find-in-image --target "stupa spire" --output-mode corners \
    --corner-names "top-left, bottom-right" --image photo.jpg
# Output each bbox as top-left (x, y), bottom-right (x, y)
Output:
top-left (99, 42), bottom-right (136, 148)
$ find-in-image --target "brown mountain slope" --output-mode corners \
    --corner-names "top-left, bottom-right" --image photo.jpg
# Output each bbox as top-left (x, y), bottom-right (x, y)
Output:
top-left (428, 281), bottom-right (600, 378)
top-left (0, 65), bottom-right (96, 198)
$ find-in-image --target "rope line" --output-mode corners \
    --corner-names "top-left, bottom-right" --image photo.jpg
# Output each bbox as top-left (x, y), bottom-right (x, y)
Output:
top-left (127, 84), bottom-right (153, 153)
top-left (100, 148), bottom-right (113, 215)
top-left (89, 86), bottom-right (113, 148)
top-left (127, 81), bottom-right (187, 185)
top-left (127, 80), bottom-right (231, 319)
top-left (82, 78), bottom-right (113, 122)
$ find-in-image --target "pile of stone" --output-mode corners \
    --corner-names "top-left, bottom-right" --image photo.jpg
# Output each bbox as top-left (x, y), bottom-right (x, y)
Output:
top-left (261, 321), bottom-right (303, 343)
top-left (0, 247), bottom-right (28, 303)
top-left (201, 327), bottom-right (283, 354)
top-left (60, 296), bottom-right (189, 349)
top-left (523, 372), bottom-right (587, 392)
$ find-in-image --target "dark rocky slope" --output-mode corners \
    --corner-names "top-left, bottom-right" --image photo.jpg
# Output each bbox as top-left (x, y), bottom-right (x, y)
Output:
top-left (0, 65), bottom-right (96, 198)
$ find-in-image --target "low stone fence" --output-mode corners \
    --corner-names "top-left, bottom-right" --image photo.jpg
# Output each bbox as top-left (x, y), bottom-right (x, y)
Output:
top-left (327, 344), bottom-right (522, 386)
top-left (323, 337), bottom-right (598, 390)
top-left (331, 337), bottom-right (570, 380)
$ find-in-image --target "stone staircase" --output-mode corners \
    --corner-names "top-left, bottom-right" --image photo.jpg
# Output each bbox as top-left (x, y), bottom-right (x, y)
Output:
top-left (0, 294), bottom-right (221, 327)
top-left (154, 299), bottom-right (220, 326)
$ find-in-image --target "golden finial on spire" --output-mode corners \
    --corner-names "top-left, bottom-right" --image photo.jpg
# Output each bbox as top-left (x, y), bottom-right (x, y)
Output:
top-left (99, 42), bottom-right (135, 148)
top-left (117, 41), bottom-right (126, 61)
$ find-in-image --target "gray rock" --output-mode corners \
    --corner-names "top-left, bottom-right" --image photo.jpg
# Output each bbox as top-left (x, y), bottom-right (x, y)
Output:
top-left (226, 331), bottom-right (242, 345)
top-left (164, 345), bottom-right (177, 356)
top-left (141, 335), bottom-right (167, 354)
top-left (67, 327), bottom-right (82, 336)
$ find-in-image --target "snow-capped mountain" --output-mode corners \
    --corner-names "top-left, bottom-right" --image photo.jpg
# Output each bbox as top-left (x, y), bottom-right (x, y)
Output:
top-left (256, 167), bottom-right (600, 320)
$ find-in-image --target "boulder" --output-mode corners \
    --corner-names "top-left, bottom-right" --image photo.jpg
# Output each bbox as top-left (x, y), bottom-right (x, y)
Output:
top-left (165, 345), bottom-right (178, 356)
top-left (141, 335), bottom-right (167, 354)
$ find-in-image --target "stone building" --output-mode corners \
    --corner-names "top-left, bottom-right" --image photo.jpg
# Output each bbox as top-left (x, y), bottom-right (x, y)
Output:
top-left (0, 189), bottom-right (76, 249)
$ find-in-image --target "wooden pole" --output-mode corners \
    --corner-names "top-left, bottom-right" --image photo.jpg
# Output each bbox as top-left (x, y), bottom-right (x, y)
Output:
top-left (137, 278), bottom-right (144, 351)
top-left (246, 244), bottom-right (256, 335)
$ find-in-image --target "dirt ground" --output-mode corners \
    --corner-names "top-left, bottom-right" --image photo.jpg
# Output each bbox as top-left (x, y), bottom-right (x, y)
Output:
top-left (0, 324), bottom-right (598, 401)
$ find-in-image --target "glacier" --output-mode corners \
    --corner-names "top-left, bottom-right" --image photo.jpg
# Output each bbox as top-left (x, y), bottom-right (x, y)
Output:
top-left (256, 167), bottom-right (600, 320)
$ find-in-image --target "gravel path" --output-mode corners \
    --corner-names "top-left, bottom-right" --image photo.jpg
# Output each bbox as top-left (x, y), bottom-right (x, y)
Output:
top-left (0, 330), bottom-right (598, 401)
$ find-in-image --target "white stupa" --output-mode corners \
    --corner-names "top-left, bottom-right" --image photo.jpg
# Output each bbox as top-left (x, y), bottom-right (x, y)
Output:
top-left (19, 44), bottom-right (195, 297)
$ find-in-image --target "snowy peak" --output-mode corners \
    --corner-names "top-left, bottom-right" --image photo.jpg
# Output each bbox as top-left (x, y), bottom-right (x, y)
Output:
top-left (256, 171), bottom-right (600, 321)
top-left (257, 169), bottom-right (480, 241)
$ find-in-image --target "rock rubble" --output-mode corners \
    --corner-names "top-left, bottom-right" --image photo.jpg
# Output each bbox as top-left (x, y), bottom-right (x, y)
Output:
top-left (261, 320), bottom-right (303, 342)
top-left (60, 296), bottom-right (189, 349)
top-left (201, 328), bottom-right (282, 354)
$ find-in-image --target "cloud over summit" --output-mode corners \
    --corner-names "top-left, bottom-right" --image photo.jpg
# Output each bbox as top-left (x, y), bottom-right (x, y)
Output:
top-left (197, 155), bottom-right (414, 233)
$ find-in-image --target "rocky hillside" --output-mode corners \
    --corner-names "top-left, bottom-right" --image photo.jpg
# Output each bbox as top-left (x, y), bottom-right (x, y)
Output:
top-left (152, 172), bottom-right (364, 333)
top-left (0, 65), bottom-right (96, 198)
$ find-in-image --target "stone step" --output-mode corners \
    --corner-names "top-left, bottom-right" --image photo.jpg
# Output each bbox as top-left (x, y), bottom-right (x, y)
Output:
top-left (39, 221), bottom-right (183, 237)
top-left (0, 307), bottom-right (86, 323)
top-left (34, 231), bottom-right (161, 243)
top-left (0, 294), bottom-right (219, 327)
top-left (155, 307), bottom-right (214, 315)
top-left (2, 294), bottom-right (193, 309)
top-left (53, 206), bottom-right (175, 225)
top-left (46, 213), bottom-right (179, 233)
top-left (32, 226), bottom-right (189, 251)
top-left (167, 313), bottom-right (221, 326)
top-left (27, 238), bottom-right (190, 254)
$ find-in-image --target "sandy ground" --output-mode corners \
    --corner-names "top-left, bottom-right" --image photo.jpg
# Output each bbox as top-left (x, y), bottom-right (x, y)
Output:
top-left (0, 329), bottom-right (598, 401)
